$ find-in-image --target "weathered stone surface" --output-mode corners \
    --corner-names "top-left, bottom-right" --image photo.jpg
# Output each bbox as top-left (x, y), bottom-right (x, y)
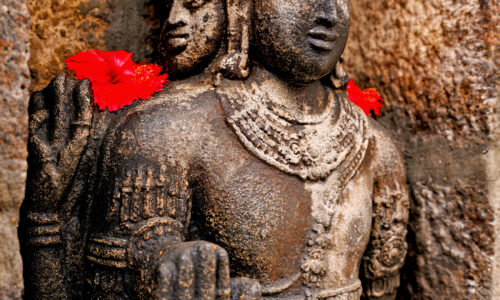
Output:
top-left (489, 94), bottom-right (500, 299)
top-left (28, 0), bottom-right (106, 91)
top-left (401, 136), bottom-right (494, 299)
top-left (345, 0), bottom-right (496, 140)
top-left (0, 0), bottom-right (30, 299)
top-left (345, 0), bottom-right (498, 298)
top-left (28, 0), bottom-right (156, 91)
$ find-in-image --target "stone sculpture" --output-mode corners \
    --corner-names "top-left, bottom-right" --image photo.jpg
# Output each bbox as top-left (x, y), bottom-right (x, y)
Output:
top-left (19, 0), bottom-right (409, 299)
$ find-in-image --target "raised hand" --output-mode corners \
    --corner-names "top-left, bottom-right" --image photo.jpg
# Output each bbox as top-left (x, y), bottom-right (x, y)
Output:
top-left (25, 73), bottom-right (93, 213)
top-left (156, 241), bottom-right (231, 300)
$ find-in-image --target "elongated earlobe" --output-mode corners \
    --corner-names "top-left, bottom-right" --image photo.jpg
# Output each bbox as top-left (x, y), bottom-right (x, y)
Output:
top-left (330, 57), bottom-right (350, 90)
top-left (217, 0), bottom-right (252, 79)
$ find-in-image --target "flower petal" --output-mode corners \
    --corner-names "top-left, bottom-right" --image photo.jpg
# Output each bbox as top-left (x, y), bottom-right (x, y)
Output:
top-left (97, 50), bottom-right (134, 70)
top-left (347, 79), bottom-right (384, 116)
top-left (66, 50), bottom-right (168, 111)
top-left (65, 50), bottom-right (111, 83)
top-left (92, 82), bottom-right (139, 112)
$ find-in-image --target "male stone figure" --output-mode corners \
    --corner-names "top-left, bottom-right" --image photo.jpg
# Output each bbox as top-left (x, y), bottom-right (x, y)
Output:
top-left (20, 0), bottom-right (409, 299)
top-left (19, 0), bottom-right (243, 298)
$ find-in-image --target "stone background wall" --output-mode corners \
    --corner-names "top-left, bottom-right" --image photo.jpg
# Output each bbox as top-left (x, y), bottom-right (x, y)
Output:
top-left (343, 0), bottom-right (498, 298)
top-left (0, 0), bottom-right (497, 299)
top-left (28, 0), bottom-right (160, 91)
top-left (0, 1), bottom-right (30, 299)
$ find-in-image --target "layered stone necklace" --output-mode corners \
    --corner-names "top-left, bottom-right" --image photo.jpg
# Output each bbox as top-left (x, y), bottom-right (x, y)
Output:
top-left (217, 79), bottom-right (370, 182)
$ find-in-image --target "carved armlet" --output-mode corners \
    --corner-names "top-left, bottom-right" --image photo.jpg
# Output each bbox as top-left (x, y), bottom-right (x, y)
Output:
top-left (86, 216), bottom-right (184, 269)
top-left (86, 163), bottom-right (192, 286)
top-left (22, 212), bottom-right (62, 247)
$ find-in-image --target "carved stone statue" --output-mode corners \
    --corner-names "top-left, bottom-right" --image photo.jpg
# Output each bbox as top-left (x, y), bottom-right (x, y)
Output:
top-left (19, 0), bottom-right (409, 299)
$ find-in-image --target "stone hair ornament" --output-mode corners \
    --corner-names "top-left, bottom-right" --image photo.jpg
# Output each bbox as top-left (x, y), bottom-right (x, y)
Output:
top-left (217, 0), bottom-right (252, 79)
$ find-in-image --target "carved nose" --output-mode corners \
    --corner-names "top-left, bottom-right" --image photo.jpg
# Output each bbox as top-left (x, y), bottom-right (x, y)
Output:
top-left (316, 0), bottom-right (338, 27)
top-left (167, 0), bottom-right (188, 27)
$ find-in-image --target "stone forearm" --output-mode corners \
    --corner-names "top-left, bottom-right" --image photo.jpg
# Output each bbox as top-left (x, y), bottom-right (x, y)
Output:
top-left (362, 165), bottom-right (409, 298)
top-left (20, 213), bottom-right (67, 299)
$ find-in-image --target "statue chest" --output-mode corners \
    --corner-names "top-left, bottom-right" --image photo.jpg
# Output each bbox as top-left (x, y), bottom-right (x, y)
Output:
top-left (190, 131), bottom-right (373, 287)
top-left (191, 147), bottom-right (313, 283)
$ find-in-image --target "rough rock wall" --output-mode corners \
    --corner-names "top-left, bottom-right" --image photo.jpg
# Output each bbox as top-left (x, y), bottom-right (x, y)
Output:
top-left (344, 0), bottom-right (498, 299)
top-left (0, 0), bottom-right (30, 299)
top-left (28, 0), bottom-right (160, 91)
top-left (491, 93), bottom-right (500, 299)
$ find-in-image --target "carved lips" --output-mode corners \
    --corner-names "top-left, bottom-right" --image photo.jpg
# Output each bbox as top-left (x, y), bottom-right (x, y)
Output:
top-left (308, 28), bottom-right (339, 51)
top-left (166, 31), bottom-right (190, 49)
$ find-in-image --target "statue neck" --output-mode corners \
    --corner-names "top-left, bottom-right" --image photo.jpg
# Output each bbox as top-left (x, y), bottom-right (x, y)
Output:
top-left (248, 64), bottom-right (332, 122)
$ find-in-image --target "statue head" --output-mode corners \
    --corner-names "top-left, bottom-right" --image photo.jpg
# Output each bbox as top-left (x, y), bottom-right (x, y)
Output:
top-left (157, 0), bottom-right (226, 79)
top-left (252, 0), bottom-right (351, 85)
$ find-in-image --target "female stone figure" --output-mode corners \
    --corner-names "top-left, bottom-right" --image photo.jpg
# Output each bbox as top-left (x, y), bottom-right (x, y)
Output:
top-left (20, 0), bottom-right (408, 299)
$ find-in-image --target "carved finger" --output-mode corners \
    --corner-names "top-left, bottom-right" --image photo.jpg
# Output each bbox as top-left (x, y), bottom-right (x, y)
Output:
top-left (29, 134), bottom-right (55, 165)
top-left (196, 242), bottom-right (217, 300)
top-left (29, 109), bottom-right (50, 133)
top-left (176, 250), bottom-right (195, 299)
top-left (49, 74), bottom-right (75, 149)
top-left (28, 91), bottom-right (49, 133)
top-left (28, 91), bottom-right (46, 114)
top-left (216, 245), bottom-right (231, 300)
top-left (229, 278), bottom-right (262, 300)
top-left (157, 261), bottom-right (176, 300)
top-left (57, 79), bottom-right (93, 181)
top-left (71, 78), bottom-right (93, 138)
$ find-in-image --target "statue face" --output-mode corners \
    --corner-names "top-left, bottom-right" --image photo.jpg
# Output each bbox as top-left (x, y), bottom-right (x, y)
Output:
top-left (159, 0), bottom-right (225, 78)
top-left (253, 0), bottom-right (350, 85)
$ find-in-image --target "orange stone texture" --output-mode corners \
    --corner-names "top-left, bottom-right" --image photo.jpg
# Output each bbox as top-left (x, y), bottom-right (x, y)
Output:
top-left (0, 1), bottom-right (29, 298)
top-left (345, 0), bottom-right (499, 299)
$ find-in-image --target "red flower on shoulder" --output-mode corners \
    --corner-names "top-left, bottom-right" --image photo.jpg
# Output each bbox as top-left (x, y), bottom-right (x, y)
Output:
top-left (65, 50), bottom-right (168, 112)
top-left (347, 79), bottom-right (384, 116)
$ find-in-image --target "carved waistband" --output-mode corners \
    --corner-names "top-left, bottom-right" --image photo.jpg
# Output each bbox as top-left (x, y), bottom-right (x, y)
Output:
top-left (263, 280), bottom-right (362, 300)
top-left (87, 232), bottom-right (362, 300)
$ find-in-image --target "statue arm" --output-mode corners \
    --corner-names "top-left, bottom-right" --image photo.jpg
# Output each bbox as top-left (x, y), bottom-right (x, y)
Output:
top-left (86, 114), bottom-right (234, 298)
top-left (361, 136), bottom-right (410, 300)
top-left (85, 160), bottom-right (195, 297)
top-left (19, 74), bottom-right (93, 299)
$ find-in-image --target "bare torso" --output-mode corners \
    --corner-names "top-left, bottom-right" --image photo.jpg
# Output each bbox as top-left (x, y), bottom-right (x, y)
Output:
top-left (87, 79), bottom-right (383, 298)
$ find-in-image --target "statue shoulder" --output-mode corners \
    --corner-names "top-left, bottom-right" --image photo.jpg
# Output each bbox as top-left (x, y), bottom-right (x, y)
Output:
top-left (102, 85), bottom-right (221, 160)
top-left (367, 118), bottom-right (406, 178)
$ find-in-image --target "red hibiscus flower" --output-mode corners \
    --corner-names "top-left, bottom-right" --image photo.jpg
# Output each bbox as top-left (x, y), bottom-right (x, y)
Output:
top-left (347, 79), bottom-right (384, 116)
top-left (65, 50), bottom-right (168, 112)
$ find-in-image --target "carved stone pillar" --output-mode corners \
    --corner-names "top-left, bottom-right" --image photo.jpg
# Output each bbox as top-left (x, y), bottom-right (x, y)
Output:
top-left (0, 0), bottom-right (30, 298)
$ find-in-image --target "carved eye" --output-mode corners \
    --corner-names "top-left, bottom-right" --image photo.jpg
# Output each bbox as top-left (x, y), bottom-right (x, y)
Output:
top-left (185, 0), bottom-right (207, 9)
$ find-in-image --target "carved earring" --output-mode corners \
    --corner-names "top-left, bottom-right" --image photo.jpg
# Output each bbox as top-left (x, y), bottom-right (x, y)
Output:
top-left (330, 57), bottom-right (350, 90)
top-left (217, 0), bottom-right (252, 79)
